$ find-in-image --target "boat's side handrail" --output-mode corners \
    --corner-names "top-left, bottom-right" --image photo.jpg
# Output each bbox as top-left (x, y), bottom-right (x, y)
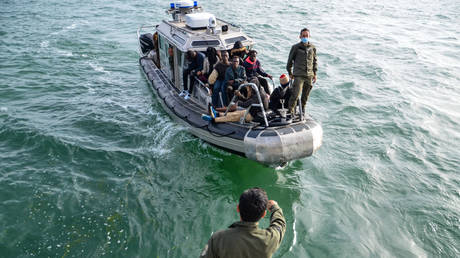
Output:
top-left (258, 76), bottom-right (275, 94)
top-left (224, 83), bottom-right (269, 127)
top-left (193, 75), bottom-right (211, 96)
top-left (163, 20), bottom-right (201, 36)
top-left (216, 18), bottom-right (242, 31)
top-left (268, 77), bottom-right (275, 94)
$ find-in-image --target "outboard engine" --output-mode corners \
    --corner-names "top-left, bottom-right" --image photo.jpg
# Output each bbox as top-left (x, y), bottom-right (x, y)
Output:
top-left (139, 33), bottom-right (154, 55)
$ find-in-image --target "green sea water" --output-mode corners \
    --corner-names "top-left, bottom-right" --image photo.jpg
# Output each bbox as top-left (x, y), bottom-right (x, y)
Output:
top-left (1, 0), bottom-right (459, 257)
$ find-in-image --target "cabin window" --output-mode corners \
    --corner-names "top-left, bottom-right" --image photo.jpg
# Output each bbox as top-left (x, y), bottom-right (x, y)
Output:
top-left (158, 35), bottom-right (175, 82)
top-left (191, 40), bottom-right (220, 47)
top-left (176, 50), bottom-right (185, 90)
top-left (225, 36), bottom-right (247, 45)
top-left (172, 34), bottom-right (186, 45)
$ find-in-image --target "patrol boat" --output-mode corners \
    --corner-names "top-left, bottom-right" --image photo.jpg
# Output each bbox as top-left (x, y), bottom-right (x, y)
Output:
top-left (137, 1), bottom-right (322, 165)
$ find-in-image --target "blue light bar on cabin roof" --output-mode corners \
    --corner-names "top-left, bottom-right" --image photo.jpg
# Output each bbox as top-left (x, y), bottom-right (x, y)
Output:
top-left (170, 1), bottom-right (197, 9)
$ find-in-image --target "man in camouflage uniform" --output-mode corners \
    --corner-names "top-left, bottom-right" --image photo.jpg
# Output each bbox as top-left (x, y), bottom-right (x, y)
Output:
top-left (200, 188), bottom-right (286, 258)
top-left (286, 27), bottom-right (318, 115)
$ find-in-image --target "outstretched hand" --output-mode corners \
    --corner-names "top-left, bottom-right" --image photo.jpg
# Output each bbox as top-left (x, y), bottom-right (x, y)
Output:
top-left (267, 200), bottom-right (278, 211)
top-left (312, 75), bottom-right (317, 83)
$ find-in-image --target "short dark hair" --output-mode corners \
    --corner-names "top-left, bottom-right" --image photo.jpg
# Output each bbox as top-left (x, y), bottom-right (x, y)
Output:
top-left (248, 50), bottom-right (257, 56)
top-left (186, 50), bottom-right (196, 59)
top-left (300, 28), bottom-right (310, 34)
top-left (239, 188), bottom-right (268, 222)
top-left (233, 40), bottom-right (244, 49)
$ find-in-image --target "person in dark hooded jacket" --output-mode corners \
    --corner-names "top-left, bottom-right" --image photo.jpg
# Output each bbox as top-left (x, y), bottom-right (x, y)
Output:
top-left (243, 50), bottom-right (273, 94)
top-left (230, 41), bottom-right (248, 62)
top-left (269, 74), bottom-right (292, 112)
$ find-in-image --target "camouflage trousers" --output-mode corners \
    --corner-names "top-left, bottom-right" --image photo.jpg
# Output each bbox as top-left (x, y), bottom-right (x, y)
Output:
top-left (287, 76), bottom-right (313, 114)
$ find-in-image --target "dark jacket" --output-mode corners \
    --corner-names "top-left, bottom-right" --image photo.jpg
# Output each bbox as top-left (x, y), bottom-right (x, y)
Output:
top-left (243, 57), bottom-right (269, 79)
top-left (237, 90), bottom-right (268, 118)
top-left (200, 203), bottom-right (286, 258)
top-left (269, 85), bottom-right (291, 111)
top-left (224, 66), bottom-right (247, 89)
top-left (214, 62), bottom-right (231, 81)
top-left (286, 42), bottom-right (317, 78)
top-left (189, 52), bottom-right (205, 72)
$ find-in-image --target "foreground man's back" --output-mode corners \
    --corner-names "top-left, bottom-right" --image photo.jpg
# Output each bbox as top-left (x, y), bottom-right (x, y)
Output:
top-left (200, 188), bottom-right (286, 258)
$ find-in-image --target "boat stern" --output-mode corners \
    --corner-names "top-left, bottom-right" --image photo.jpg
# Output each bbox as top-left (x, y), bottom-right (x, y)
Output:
top-left (243, 120), bottom-right (323, 165)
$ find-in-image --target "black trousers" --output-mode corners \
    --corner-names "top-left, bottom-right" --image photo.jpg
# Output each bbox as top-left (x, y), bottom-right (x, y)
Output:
top-left (182, 69), bottom-right (196, 93)
top-left (258, 77), bottom-right (270, 94)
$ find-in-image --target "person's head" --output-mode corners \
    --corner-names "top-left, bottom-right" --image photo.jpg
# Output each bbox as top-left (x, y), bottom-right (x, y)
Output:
top-left (279, 74), bottom-right (290, 87)
top-left (206, 47), bottom-right (217, 58)
top-left (233, 41), bottom-right (244, 50)
top-left (231, 55), bottom-right (240, 68)
top-left (299, 28), bottom-right (310, 44)
top-left (248, 50), bottom-right (257, 61)
top-left (237, 188), bottom-right (268, 222)
top-left (206, 47), bottom-right (218, 65)
top-left (221, 51), bottom-right (229, 63)
top-left (186, 50), bottom-right (197, 60)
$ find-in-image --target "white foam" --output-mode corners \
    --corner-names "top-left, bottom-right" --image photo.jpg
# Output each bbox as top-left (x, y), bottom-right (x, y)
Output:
top-left (89, 62), bottom-right (105, 72)
top-left (0, 107), bottom-right (7, 112)
top-left (289, 204), bottom-right (297, 251)
top-left (56, 49), bottom-right (73, 57)
top-left (65, 23), bottom-right (77, 30)
top-left (40, 40), bottom-right (49, 48)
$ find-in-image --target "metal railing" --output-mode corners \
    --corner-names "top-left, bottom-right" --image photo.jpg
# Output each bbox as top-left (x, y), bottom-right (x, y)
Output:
top-left (224, 83), bottom-right (269, 127)
top-left (193, 75), bottom-right (211, 96)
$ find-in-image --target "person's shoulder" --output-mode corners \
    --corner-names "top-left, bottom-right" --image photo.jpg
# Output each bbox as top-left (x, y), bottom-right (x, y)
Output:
top-left (292, 42), bottom-right (302, 48)
top-left (210, 227), bottom-right (238, 241)
top-left (272, 86), bottom-right (282, 94)
top-left (309, 43), bottom-right (317, 49)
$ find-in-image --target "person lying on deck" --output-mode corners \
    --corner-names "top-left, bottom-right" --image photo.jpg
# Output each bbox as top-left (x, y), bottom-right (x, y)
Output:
top-left (201, 83), bottom-right (268, 123)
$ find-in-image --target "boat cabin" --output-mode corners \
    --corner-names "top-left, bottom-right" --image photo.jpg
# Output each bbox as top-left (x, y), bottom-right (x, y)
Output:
top-left (141, 1), bottom-right (254, 102)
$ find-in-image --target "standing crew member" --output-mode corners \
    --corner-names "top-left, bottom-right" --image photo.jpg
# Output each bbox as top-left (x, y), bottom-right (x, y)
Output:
top-left (181, 50), bottom-right (205, 99)
top-left (200, 187), bottom-right (286, 258)
top-left (286, 28), bottom-right (317, 115)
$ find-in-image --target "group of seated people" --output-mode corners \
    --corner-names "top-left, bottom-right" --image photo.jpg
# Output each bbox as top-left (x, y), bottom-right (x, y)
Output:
top-left (180, 41), bottom-right (271, 101)
top-left (181, 41), bottom-right (291, 124)
top-left (202, 73), bottom-right (291, 124)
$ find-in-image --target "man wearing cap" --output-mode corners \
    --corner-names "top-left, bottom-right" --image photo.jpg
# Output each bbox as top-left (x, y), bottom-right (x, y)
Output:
top-left (286, 27), bottom-right (317, 115)
top-left (200, 187), bottom-right (286, 258)
top-left (269, 74), bottom-right (292, 112)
